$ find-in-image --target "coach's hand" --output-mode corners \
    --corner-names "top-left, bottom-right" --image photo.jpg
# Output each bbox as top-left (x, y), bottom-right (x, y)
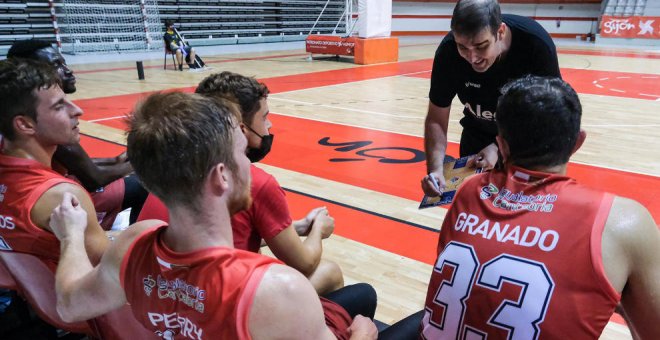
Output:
top-left (471, 143), bottom-right (498, 170)
top-left (421, 169), bottom-right (446, 197)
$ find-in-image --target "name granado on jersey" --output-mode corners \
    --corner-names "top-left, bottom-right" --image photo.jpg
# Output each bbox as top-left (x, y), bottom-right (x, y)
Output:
top-left (454, 211), bottom-right (559, 252)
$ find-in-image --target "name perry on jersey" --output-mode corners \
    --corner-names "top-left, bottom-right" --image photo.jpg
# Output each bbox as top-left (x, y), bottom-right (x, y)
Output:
top-left (454, 211), bottom-right (559, 252)
top-left (148, 312), bottom-right (203, 340)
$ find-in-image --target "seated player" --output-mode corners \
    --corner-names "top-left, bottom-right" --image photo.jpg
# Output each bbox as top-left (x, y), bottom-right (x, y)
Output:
top-left (50, 92), bottom-right (378, 339)
top-left (163, 20), bottom-right (198, 71)
top-left (416, 77), bottom-right (660, 338)
top-left (7, 39), bottom-right (148, 229)
top-left (0, 58), bottom-right (109, 269)
top-left (138, 71), bottom-right (344, 295)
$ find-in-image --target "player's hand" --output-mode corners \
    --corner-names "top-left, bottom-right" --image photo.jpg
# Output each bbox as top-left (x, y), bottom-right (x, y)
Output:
top-left (49, 192), bottom-right (88, 242)
top-left (115, 151), bottom-right (129, 164)
top-left (347, 315), bottom-right (378, 340)
top-left (296, 207), bottom-right (327, 236)
top-left (470, 143), bottom-right (498, 170)
top-left (421, 169), bottom-right (446, 197)
top-left (312, 209), bottom-right (335, 239)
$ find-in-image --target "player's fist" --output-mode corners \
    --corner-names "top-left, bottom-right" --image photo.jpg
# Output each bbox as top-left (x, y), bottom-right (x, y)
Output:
top-left (313, 209), bottom-right (335, 239)
top-left (348, 315), bottom-right (378, 340)
top-left (49, 192), bottom-right (88, 241)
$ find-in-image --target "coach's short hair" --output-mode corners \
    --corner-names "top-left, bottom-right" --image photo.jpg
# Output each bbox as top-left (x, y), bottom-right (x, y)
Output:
top-left (496, 76), bottom-right (582, 169)
top-left (450, 0), bottom-right (502, 37)
top-left (195, 71), bottom-right (269, 126)
top-left (127, 92), bottom-right (239, 212)
top-left (0, 58), bottom-right (60, 140)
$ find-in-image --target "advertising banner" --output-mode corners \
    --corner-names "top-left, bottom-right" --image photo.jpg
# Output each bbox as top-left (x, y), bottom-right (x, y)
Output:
top-left (600, 16), bottom-right (660, 39)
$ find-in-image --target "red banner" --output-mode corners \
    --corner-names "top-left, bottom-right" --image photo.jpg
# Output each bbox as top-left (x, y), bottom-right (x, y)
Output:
top-left (600, 16), bottom-right (660, 39)
top-left (305, 35), bottom-right (356, 56)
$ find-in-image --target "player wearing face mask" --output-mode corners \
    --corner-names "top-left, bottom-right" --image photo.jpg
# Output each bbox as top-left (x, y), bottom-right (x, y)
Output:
top-left (244, 123), bottom-right (274, 163)
top-left (138, 72), bottom-right (355, 301)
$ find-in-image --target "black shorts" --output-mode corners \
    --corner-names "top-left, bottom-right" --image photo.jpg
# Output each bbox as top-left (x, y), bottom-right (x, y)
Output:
top-left (459, 127), bottom-right (496, 157)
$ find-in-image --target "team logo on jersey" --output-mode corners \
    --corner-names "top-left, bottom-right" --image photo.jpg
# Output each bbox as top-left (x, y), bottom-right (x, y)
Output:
top-left (156, 275), bottom-right (206, 313)
top-left (479, 184), bottom-right (499, 199)
top-left (143, 275), bottom-right (156, 296)
top-left (0, 184), bottom-right (6, 203)
top-left (481, 185), bottom-right (558, 213)
top-left (464, 81), bottom-right (481, 88)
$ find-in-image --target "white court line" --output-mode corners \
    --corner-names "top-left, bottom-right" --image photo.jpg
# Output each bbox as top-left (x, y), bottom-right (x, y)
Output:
top-left (583, 124), bottom-right (660, 127)
top-left (642, 76), bottom-right (659, 79)
top-left (269, 97), bottom-right (424, 119)
top-left (609, 89), bottom-right (626, 93)
top-left (272, 69), bottom-right (432, 96)
top-left (595, 84), bottom-right (603, 88)
top-left (272, 110), bottom-right (428, 138)
top-left (639, 93), bottom-right (660, 98)
top-left (272, 110), bottom-right (660, 177)
top-left (88, 116), bottom-right (126, 123)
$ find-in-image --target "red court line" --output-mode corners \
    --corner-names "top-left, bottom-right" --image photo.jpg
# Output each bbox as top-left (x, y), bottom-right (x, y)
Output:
top-left (79, 134), bottom-right (628, 327)
top-left (261, 114), bottom-right (660, 224)
top-left (286, 189), bottom-right (438, 264)
top-left (73, 58), bottom-right (433, 123)
top-left (71, 45), bottom-right (660, 76)
top-left (74, 59), bottom-right (660, 223)
top-left (408, 65), bottom-right (660, 101)
top-left (79, 135), bottom-right (125, 158)
top-left (73, 52), bottom-right (309, 75)
top-left (558, 48), bottom-right (660, 59)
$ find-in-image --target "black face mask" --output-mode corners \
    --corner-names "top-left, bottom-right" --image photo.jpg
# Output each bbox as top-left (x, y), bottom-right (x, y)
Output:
top-left (245, 125), bottom-right (274, 163)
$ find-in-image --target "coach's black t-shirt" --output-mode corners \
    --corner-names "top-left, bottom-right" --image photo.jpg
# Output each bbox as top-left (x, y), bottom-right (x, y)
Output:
top-left (429, 14), bottom-right (561, 147)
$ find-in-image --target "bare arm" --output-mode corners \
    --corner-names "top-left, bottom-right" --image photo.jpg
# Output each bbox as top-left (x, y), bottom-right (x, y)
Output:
top-left (31, 183), bottom-right (109, 265)
top-left (602, 197), bottom-right (660, 339)
top-left (249, 264), bottom-right (376, 340)
top-left (49, 193), bottom-right (160, 322)
top-left (266, 208), bottom-right (334, 277)
top-left (54, 144), bottom-right (132, 191)
top-left (421, 102), bottom-right (451, 196)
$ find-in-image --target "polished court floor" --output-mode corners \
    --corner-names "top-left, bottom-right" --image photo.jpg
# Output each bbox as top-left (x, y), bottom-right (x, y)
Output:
top-left (68, 37), bottom-right (660, 339)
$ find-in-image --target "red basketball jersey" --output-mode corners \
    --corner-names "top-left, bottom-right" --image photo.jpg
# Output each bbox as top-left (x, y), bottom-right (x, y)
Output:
top-left (421, 166), bottom-right (620, 339)
top-left (121, 224), bottom-right (281, 339)
top-left (0, 153), bottom-right (79, 271)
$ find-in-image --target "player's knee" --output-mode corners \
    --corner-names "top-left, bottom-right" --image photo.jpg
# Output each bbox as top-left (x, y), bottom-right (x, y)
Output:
top-left (351, 283), bottom-right (377, 318)
top-left (323, 260), bottom-right (344, 290)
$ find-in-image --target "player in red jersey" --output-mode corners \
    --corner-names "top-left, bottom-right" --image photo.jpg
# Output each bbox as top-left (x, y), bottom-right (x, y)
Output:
top-left (417, 76), bottom-right (660, 339)
top-left (0, 58), bottom-right (109, 268)
top-left (50, 92), bottom-right (377, 339)
top-left (139, 71), bottom-right (344, 295)
top-left (7, 39), bottom-right (148, 229)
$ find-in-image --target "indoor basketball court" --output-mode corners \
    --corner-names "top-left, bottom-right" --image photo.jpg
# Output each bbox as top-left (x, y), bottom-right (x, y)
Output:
top-left (66, 36), bottom-right (659, 340)
top-left (1, 0), bottom-right (658, 339)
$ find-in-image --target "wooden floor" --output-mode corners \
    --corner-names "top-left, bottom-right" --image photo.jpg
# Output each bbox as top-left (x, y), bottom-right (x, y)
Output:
top-left (69, 37), bottom-right (660, 340)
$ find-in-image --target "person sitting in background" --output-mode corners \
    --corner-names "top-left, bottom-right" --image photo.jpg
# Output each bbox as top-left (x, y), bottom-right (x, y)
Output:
top-left (163, 20), bottom-right (198, 71)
